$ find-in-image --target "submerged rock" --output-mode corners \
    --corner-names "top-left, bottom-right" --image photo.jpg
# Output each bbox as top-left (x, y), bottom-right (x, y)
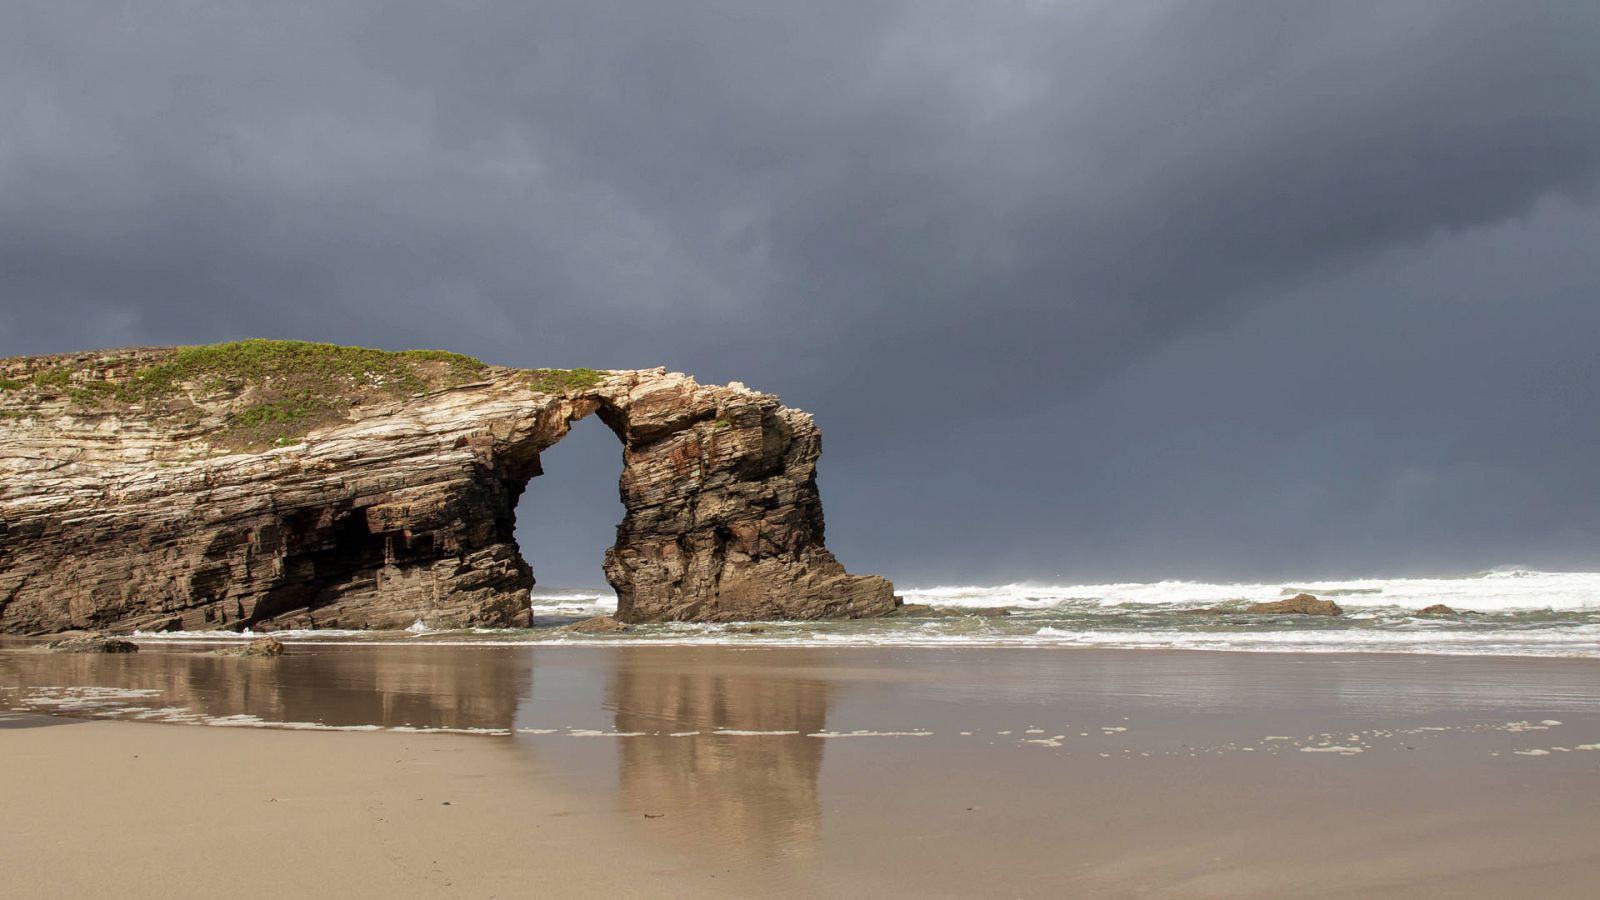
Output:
top-left (1244, 593), bottom-right (1343, 617)
top-left (45, 635), bottom-right (139, 654)
top-left (1415, 603), bottom-right (1477, 616)
top-left (240, 637), bottom-right (286, 657)
top-left (0, 342), bottom-right (896, 633)
top-left (561, 616), bottom-right (629, 635)
top-left (214, 636), bottom-right (287, 657)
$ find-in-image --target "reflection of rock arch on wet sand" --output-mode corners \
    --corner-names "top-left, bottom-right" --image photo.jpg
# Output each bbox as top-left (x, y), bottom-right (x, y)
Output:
top-left (0, 350), bottom-right (897, 633)
top-left (0, 647), bottom-right (527, 732)
top-left (1, 644), bottom-right (836, 862)
top-left (609, 649), bottom-right (831, 858)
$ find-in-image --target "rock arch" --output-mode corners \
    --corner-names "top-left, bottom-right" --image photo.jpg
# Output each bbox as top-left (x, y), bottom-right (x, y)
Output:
top-left (0, 351), bottom-right (897, 633)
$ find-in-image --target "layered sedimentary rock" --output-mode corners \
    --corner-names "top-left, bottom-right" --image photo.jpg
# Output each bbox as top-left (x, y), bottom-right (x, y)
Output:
top-left (0, 343), bottom-right (896, 633)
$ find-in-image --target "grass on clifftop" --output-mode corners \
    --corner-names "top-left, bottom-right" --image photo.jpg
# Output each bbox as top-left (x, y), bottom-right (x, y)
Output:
top-left (2, 340), bottom-right (613, 449)
top-left (164, 341), bottom-right (488, 447)
top-left (2, 340), bottom-right (491, 449)
top-left (526, 367), bottom-right (607, 394)
top-left (122, 340), bottom-right (487, 401)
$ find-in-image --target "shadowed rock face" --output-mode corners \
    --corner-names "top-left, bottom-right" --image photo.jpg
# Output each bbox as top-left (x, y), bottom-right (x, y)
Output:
top-left (0, 346), bottom-right (896, 633)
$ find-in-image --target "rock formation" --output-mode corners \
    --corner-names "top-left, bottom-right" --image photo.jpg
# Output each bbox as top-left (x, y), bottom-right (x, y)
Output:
top-left (1245, 593), bottom-right (1343, 616)
top-left (236, 637), bottom-right (287, 657)
top-left (561, 616), bottom-right (629, 635)
top-left (0, 341), bottom-right (897, 634)
top-left (1185, 592), bottom-right (1344, 616)
top-left (44, 635), bottom-right (140, 654)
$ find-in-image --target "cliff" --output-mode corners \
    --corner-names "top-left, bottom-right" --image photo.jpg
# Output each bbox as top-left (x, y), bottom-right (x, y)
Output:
top-left (0, 341), bottom-right (897, 634)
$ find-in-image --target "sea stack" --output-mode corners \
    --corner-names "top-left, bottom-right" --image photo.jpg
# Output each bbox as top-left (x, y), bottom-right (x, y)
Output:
top-left (0, 341), bottom-right (897, 634)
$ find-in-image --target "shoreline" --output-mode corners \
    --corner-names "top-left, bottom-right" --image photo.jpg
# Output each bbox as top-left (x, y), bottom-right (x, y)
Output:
top-left (11, 633), bottom-right (1600, 664)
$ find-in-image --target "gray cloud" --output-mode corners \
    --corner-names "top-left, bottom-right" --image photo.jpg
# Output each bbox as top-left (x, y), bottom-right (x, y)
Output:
top-left (4, 2), bottom-right (1599, 584)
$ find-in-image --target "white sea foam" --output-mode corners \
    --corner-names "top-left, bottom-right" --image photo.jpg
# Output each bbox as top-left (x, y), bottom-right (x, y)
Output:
top-left (713, 729), bottom-right (800, 736)
top-left (807, 730), bottom-right (934, 738)
top-left (123, 626), bottom-right (1600, 657)
top-left (121, 569), bottom-right (1600, 659)
top-left (899, 569), bottom-right (1600, 612)
top-left (529, 587), bottom-right (619, 618)
top-left (130, 627), bottom-right (371, 641)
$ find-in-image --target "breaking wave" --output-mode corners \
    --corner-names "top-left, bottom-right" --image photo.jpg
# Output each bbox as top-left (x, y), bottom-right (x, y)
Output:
top-left (128, 569), bottom-right (1600, 658)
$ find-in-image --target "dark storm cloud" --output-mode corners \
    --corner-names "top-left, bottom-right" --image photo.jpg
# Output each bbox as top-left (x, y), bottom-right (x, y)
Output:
top-left (4, 2), bottom-right (1599, 583)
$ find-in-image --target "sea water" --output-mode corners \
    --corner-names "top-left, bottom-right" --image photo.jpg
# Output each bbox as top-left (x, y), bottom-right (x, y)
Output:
top-left (126, 568), bottom-right (1600, 658)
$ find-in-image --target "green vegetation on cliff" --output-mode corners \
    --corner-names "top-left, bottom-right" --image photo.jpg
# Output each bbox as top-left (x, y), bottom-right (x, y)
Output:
top-left (122, 340), bottom-right (487, 400)
top-left (0, 340), bottom-right (614, 449)
top-left (1, 340), bottom-right (491, 448)
top-left (526, 367), bottom-right (607, 394)
top-left (173, 341), bottom-right (489, 446)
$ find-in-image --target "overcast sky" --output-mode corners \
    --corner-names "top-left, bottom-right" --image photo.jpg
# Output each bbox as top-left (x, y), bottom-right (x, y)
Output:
top-left (4, 2), bottom-right (1599, 586)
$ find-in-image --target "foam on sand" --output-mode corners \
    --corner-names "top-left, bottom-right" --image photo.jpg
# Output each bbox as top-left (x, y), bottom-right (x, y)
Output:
top-left (807, 730), bottom-right (934, 738)
top-left (712, 729), bottom-right (800, 736)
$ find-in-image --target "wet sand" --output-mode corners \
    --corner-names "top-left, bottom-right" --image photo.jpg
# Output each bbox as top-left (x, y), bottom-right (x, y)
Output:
top-left (0, 712), bottom-right (756, 899)
top-left (4, 645), bottom-right (1599, 898)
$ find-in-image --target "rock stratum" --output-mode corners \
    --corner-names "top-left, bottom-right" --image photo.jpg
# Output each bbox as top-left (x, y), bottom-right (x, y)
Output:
top-left (0, 341), bottom-right (897, 634)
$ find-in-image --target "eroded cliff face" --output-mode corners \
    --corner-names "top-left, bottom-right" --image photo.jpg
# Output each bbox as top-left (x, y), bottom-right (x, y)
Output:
top-left (0, 344), bottom-right (896, 633)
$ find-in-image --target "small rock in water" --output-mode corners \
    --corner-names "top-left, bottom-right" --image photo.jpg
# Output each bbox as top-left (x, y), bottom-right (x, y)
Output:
top-left (560, 616), bottom-right (628, 635)
top-left (1416, 604), bottom-right (1467, 615)
top-left (240, 637), bottom-right (286, 657)
top-left (45, 634), bottom-right (139, 654)
top-left (1244, 593), bottom-right (1343, 617)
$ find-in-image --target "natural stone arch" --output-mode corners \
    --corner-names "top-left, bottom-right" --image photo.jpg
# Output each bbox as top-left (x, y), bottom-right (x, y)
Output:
top-left (0, 347), bottom-right (897, 633)
top-left (483, 369), bottom-right (897, 624)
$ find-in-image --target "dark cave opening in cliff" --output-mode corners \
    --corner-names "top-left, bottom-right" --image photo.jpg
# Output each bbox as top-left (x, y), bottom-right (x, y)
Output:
top-left (513, 414), bottom-right (627, 606)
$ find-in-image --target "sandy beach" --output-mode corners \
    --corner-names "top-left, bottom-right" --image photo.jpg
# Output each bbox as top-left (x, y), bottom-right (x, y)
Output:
top-left (1, 713), bottom-right (771, 899)
top-left (4, 645), bottom-right (1598, 898)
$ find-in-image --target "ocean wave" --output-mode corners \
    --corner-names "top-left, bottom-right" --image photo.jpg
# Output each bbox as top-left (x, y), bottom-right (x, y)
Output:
top-left (117, 569), bottom-right (1600, 659)
top-left (124, 622), bottom-right (1600, 658)
top-left (898, 569), bottom-right (1600, 612)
